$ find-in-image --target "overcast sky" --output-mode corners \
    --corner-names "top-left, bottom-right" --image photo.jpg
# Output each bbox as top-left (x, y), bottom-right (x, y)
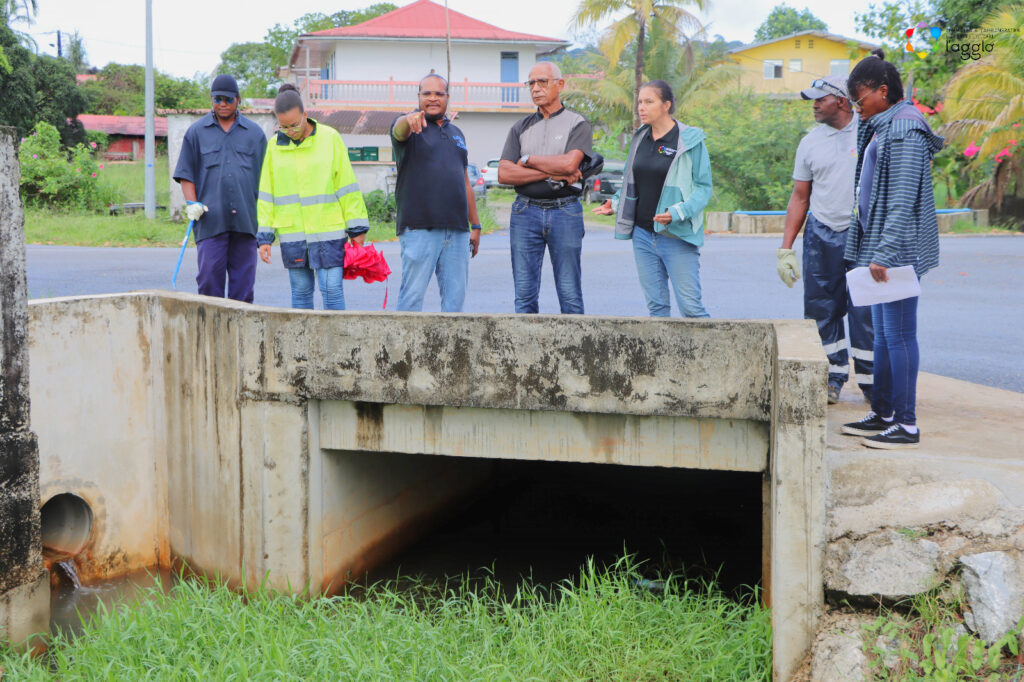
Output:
top-left (28, 0), bottom-right (880, 79)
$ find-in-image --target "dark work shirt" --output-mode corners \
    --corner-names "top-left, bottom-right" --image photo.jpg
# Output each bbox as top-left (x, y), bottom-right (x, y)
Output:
top-left (633, 123), bottom-right (680, 230)
top-left (392, 116), bottom-right (468, 235)
top-left (173, 112), bottom-right (267, 242)
top-left (500, 106), bottom-right (593, 200)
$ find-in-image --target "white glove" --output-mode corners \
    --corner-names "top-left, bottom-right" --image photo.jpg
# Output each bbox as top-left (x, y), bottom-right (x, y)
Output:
top-left (184, 202), bottom-right (208, 222)
top-left (777, 248), bottom-right (801, 287)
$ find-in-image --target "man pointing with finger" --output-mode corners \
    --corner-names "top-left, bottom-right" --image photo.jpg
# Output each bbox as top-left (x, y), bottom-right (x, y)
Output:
top-left (391, 73), bottom-right (481, 312)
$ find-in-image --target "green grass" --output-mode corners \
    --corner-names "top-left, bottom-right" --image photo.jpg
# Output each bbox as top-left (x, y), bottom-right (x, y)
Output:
top-left (24, 203), bottom-right (502, 248)
top-left (860, 585), bottom-right (1023, 681)
top-left (99, 156), bottom-right (171, 206)
top-left (948, 218), bottom-right (1020, 235)
top-left (0, 560), bottom-right (771, 681)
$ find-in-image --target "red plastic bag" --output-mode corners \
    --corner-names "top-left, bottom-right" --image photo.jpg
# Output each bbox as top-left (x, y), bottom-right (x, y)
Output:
top-left (343, 241), bottom-right (391, 308)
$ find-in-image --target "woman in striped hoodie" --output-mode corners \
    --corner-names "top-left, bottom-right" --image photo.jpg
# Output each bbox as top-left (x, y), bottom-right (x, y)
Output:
top-left (840, 50), bottom-right (943, 450)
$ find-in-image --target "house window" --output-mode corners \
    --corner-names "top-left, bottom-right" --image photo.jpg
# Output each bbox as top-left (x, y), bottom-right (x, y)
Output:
top-left (807, 39), bottom-right (815, 48)
top-left (794, 39), bottom-right (800, 48)
top-left (789, 59), bottom-right (802, 72)
top-left (763, 60), bottom-right (783, 79)
top-left (829, 59), bottom-right (850, 75)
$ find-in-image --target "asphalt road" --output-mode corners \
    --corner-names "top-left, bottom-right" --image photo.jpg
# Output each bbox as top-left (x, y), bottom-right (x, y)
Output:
top-left (26, 224), bottom-right (1024, 393)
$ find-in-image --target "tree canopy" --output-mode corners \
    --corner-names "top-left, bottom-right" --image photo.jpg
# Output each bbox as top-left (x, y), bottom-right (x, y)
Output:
top-left (753, 5), bottom-right (827, 42)
top-left (264, 4), bottom-right (398, 69)
top-left (79, 63), bottom-right (208, 116)
top-left (215, 42), bottom-right (277, 99)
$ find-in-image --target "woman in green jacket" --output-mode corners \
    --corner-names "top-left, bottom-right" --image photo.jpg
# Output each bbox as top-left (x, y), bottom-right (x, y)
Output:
top-left (594, 80), bottom-right (714, 317)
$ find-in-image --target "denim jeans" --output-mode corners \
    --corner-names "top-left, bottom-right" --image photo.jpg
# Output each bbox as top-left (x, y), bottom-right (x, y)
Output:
top-left (509, 197), bottom-right (585, 314)
top-left (288, 265), bottom-right (345, 310)
top-left (397, 228), bottom-right (470, 312)
top-left (631, 226), bottom-right (709, 318)
top-left (803, 214), bottom-right (874, 389)
top-left (871, 295), bottom-right (919, 425)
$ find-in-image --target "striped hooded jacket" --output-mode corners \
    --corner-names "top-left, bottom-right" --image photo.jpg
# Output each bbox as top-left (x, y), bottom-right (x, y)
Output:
top-left (256, 120), bottom-right (370, 270)
top-left (845, 99), bottom-right (944, 276)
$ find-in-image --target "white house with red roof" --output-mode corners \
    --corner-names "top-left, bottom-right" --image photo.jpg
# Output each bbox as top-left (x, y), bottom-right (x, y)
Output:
top-left (284, 0), bottom-right (569, 164)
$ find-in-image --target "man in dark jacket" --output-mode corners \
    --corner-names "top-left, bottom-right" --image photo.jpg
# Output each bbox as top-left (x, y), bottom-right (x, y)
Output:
top-left (173, 74), bottom-right (267, 303)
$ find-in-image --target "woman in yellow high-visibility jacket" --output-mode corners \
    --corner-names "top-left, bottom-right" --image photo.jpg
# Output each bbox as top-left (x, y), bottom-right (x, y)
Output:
top-left (257, 84), bottom-right (369, 310)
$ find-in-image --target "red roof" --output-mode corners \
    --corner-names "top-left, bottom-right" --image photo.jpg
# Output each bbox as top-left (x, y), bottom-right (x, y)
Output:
top-left (77, 114), bottom-right (168, 137)
top-left (306, 0), bottom-right (565, 43)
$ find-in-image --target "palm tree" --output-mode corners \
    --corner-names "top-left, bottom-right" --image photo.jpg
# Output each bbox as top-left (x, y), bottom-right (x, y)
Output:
top-left (1, 0), bottom-right (40, 51)
top-left (572, 0), bottom-right (707, 130)
top-left (942, 4), bottom-right (1024, 214)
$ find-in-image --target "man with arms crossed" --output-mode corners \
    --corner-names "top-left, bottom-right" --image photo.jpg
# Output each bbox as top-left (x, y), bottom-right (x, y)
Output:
top-left (498, 62), bottom-right (593, 314)
top-left (777, 75), bottom-right (873, 404)
top-left (391, 74), bottom-right (481, 312)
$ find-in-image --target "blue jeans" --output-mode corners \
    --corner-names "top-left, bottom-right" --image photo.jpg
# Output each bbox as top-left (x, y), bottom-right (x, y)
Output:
top-left (631, 226), bottom-right (709, 318)
top-left (288, 265), bottom-right (345, 310)
top-left (871, 295), bottom-right (919, 425)
top-left (397, 228), bottom-right (470, 312)
top-left (803, 214), bottom-right (874, 389)
top-left (509, 197), bottom-right (585, 314)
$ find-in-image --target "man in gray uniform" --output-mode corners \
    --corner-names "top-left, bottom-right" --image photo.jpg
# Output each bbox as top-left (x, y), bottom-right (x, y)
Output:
top-left (498, 61), bottom-right (593, 314)
top-left (777, 74), bottom-right (873, 404)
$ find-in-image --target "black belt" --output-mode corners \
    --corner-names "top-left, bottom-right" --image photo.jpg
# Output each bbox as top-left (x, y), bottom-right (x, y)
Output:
top-left (517, 195), bottom-right (579, 208)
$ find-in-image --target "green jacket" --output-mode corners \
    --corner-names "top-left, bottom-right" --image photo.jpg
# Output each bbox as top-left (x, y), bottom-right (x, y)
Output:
top-left (613, 122), bottom-right (713, 246)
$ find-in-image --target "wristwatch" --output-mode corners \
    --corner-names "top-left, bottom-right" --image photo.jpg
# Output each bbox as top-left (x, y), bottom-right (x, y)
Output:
top-left (519, 154), bottom-right (530, 166)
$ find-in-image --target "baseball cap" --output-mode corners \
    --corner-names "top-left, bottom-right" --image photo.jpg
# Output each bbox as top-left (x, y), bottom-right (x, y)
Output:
top-left (800, 75), bottom-right (849, 100)
top-left (210, 74), bottom-right (239, 98)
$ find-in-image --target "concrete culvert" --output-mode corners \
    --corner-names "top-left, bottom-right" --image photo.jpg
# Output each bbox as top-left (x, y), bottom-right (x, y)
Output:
top-left (41, 493), bottom-right (94, 556)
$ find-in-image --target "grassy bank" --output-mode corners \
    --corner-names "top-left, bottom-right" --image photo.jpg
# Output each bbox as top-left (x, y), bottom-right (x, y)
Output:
top-left (0, 562), bottom-right (771, 680)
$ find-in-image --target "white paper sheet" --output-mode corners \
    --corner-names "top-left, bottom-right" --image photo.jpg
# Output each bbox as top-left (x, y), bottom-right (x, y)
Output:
top-left (845, 265), bottom-right (921, 306)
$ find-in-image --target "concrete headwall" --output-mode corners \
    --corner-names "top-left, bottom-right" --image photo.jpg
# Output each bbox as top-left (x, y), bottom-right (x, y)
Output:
top-left (0, 127), bottom-right (48, 647)
top-left (28, 291), bottom-right (826, 680)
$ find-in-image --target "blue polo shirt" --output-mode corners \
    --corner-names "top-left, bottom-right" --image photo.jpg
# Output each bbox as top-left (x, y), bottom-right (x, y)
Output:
top-left (391, 116), bottom-right (468, 235)
top-left (173, 112), bottom-right (267, 241)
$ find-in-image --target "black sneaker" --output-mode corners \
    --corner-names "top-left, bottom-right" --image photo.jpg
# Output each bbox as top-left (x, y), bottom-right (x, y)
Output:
top-left (827, 384), bottom-right (841, 404)
top-left (841, 412), bottom-right (894, 436)
top-left (862, 424), bottom-right (920, 449)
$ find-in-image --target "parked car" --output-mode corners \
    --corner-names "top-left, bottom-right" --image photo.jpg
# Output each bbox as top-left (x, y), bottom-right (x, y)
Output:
top-left (582, 160), bottom-right (624, 204)
top-left (478, 158), bottom-right (502, 188)
top-left (467, 163), bottom-right (486, 198)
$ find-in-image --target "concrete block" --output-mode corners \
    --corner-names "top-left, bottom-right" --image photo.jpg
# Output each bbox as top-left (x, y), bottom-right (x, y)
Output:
top-left (974, 209), bottom-right (989, 228)
top-left (705, 211), bottom-right (732, 232)
top-left (936, 213), bottom-right (957, 233)
top-left (826, 530), bottom-right (941, 599)
top-left (960, 551), bottom-right (1024, 644)
top-left (0, 570), bottom-right (48, 647)
top-left (0, 128), bottom-right (30, 432)
top-left (732, 213), bottom-right (757, 234)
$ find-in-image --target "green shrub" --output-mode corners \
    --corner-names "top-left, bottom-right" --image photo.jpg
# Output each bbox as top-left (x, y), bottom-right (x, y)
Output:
top-left (18, 121), bottom-right (115, 211)
top-left (84, 129), bottom-right (109, 151)
top-left (363, 188), bottom-right (396, 223)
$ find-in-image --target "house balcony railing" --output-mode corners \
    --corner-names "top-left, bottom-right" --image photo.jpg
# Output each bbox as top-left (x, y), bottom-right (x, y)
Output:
top-left (302, 77), bottom-right (534, 111)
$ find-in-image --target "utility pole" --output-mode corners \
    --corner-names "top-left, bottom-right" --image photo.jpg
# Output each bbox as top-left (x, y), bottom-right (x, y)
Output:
top-left (56, 30), bottom-right (61, 58)
top-left (444, 0), bottom-right (451, 85)
top-left (144, 0), bottom-right (155, 219)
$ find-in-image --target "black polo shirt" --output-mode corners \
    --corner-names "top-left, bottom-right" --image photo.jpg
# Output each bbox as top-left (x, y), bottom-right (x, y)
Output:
top-left (633, 123), bottom-right (680, 230)
top-left (391, 116), bottom-right (468, 235)
top-left (500, 106), bottom-right (593, 200)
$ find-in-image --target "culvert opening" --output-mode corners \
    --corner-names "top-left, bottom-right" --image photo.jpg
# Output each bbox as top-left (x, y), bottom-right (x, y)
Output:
top-left (368, 458), bottom-right (763, 595)
top-left (41, 493), bottom-right (94, 557)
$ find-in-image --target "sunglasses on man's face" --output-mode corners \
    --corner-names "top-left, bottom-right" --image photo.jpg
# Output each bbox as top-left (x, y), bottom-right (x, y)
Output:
top-left (212, 95), bottom-right (235, 104)
top-left (810, 79), bottom-right (848, 100)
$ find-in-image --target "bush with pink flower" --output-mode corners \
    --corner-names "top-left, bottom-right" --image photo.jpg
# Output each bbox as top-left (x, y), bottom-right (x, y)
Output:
top-left (18, 121), bottom-right (115, 210)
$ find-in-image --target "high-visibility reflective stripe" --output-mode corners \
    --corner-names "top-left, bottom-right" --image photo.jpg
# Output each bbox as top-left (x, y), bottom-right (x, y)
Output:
top-left (335, 183), bottom-right (359, 199)
top-left (853, 373), bottom-right (874, 385)
top-left (260, 193), bottom-right (302, 206)
top-left (822, 340), bottom-right (844, 355)
top-left (305, 230), bottom-right (348, 243)
top-left (828, 364), bottom-right (849, 375)
top-left (279, 232), bottom-right (307, 243)
top-left (851, 348), bottom-right (874, 361)
top-left (346, 218), bottom-right (370, 229)
top-left (300, 194), bottom-right (340, 207)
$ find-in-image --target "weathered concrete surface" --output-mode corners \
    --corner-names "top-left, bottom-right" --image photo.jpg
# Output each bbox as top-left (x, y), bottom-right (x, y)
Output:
top-left (28, 291), bottom-right (826, 681)
top-left (960, 551), bottom-right (1024, 644)
top-left (0, 127), bottom-right (48, 645)
top-left (808, 614), bottom-right (871, 682)
top-left (826, 530), bottom-right (941, 600)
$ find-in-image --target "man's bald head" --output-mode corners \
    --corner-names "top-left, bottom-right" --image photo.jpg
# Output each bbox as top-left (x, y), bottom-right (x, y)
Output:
top-left (530, 61), bottom-right (562, 80)
top-left (527, 61), bottom-right (565, 111)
